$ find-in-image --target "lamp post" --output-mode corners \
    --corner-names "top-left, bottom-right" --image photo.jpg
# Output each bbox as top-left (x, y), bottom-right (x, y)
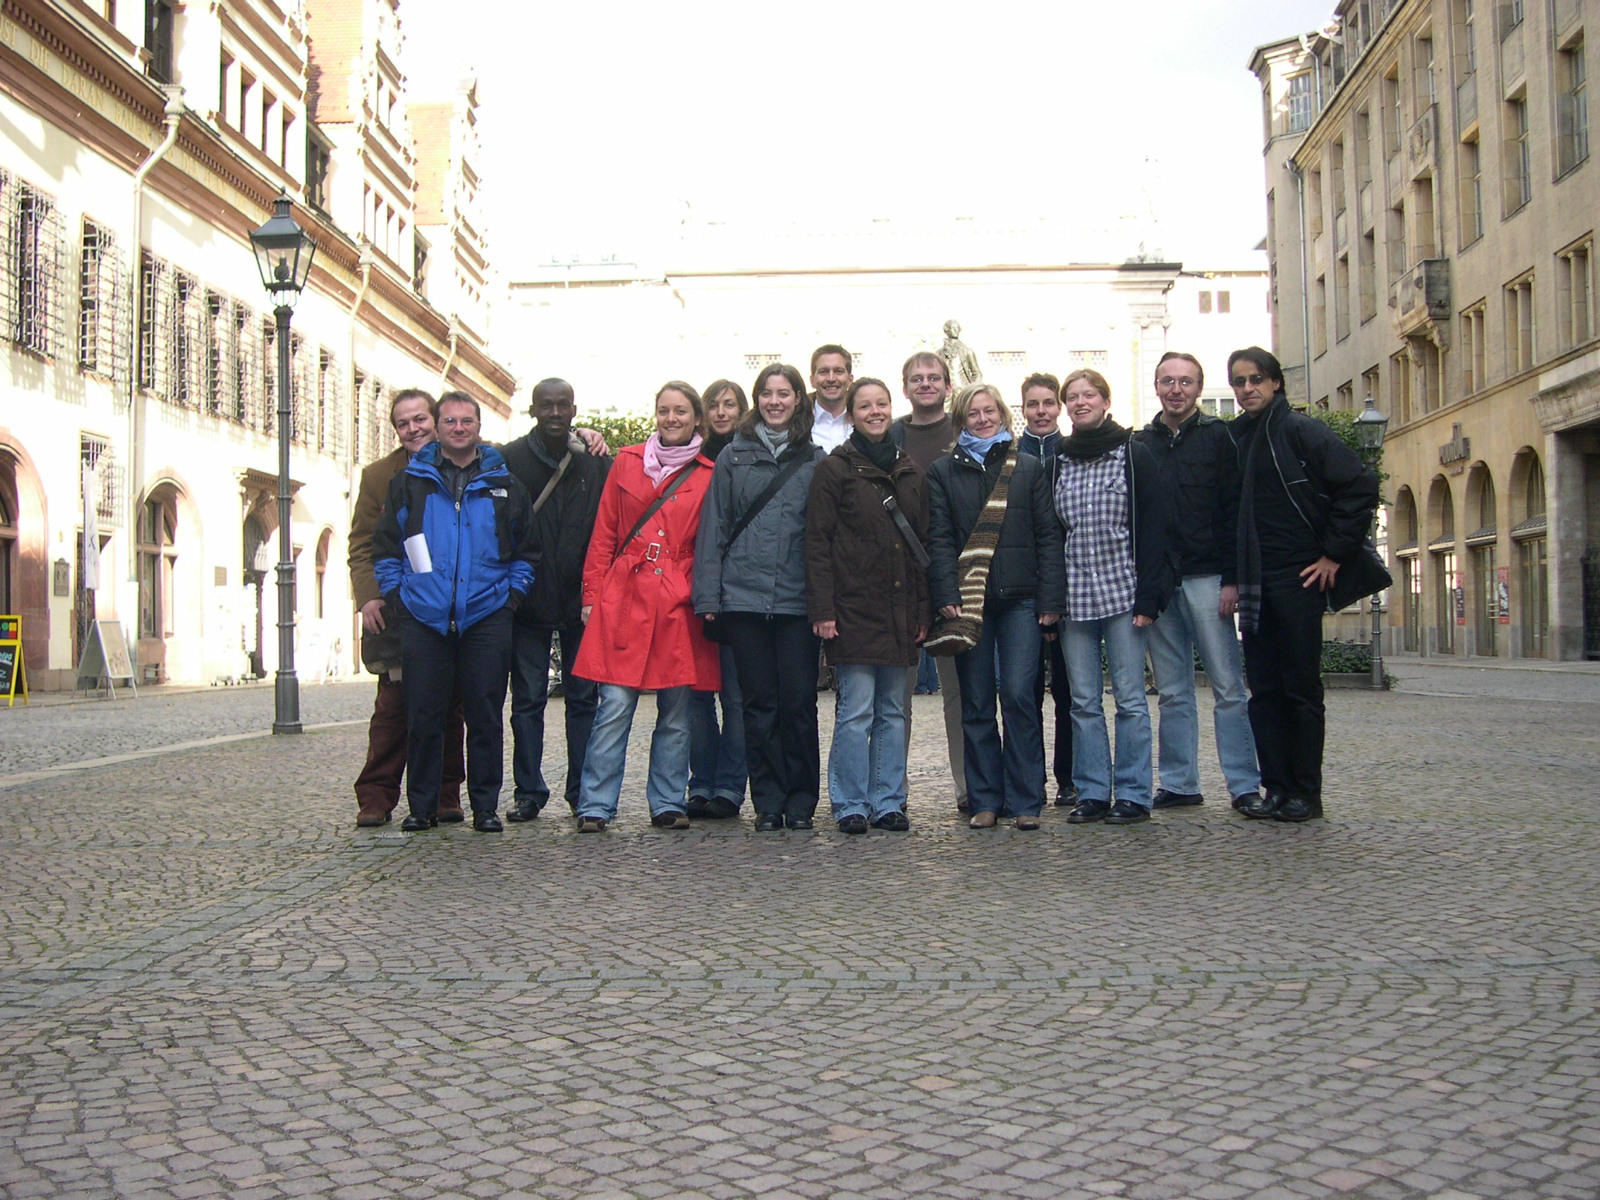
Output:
top-left (1354, 395), bottom-right (1390, 691)
top-left (249, 193), bottom-right (317, 734)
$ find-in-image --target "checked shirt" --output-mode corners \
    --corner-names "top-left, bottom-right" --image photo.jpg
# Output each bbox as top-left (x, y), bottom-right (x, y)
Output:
top-left (1056, 444), bottom-right (1136, 621)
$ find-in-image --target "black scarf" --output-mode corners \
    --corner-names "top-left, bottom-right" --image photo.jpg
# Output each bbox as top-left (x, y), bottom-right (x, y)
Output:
top-left (850, 428), bottom-right (899, 472)
top-left (1061, 417), bottom-right (1130, 461)
top-left (1234, 395), bottom-right (1288, 635)
top-left (704, 428), bottom-right (735, 461)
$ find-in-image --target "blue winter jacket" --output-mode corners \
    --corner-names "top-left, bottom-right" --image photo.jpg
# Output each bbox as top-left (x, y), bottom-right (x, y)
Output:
top-left (372, 442), bottom-right (536, 636)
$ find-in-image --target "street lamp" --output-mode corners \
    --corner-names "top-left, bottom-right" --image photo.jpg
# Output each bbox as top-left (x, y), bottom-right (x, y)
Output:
top-left (1355, 395), bottom-right (1390, 690)
top-left (249, 193), bottom-right (317, 734)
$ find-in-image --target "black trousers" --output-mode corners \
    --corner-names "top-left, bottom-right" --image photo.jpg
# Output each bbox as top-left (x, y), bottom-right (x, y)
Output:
top-left (1241, 584), bottom-right (1325, 802)
top-left (724, 613), bottom-right (820, 821)
top-left (400, 607), bottom-right (514, 818)
top-left (1034, 631), bottom-right (1074, 796)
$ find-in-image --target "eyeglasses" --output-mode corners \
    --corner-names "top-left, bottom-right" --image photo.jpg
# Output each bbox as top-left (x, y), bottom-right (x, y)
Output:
top-left (1157, 376), bottom-right (1199, 389)
top-left (439, 416), bottom-right (480, 428)
top-left (1230, 373), bottom-right (1268, 388)
top-left (907, 374), bottom-right (946, 386)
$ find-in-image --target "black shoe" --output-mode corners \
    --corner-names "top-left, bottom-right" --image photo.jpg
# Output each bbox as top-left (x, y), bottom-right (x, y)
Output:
top-left (577, 816), bottom-right (608, 832)
top-left (699, 797), bottom-right (740, 820)
top-left (786, 816), bottom-right (815, 831)
top-left (872, 811), bottom-right (910, 832)
top-left (1232, 792), bottom-right (1261, 813)
top-left (400, 813), bottom-right (437, 832)
top-left (838, 814), bottom-right (869, 835)
top-left (754, 814), bottom-right (783, 832)
top-left (1065, 800), bottom-right (1111, 824)
top-left (505, 798), bottom-right (541, 823)
top-left (651, 811), bottom-right (691, 829)
top-left (437, 807), bottom-right (466, 824)
top-left (1273, 796), bottom-right (1323, 822)
top-left (473, 814), bottom-right (504, 833)
top-left (684, 795), bottom-right (713, 819)
top-left (1053, 786), bottom-right (1080, 808)
top-left (1240, 792), bottom-right (1282, 820)
top-left (1103, 800), bottom-right (1151, 825)
top-left (1152, 789), bottom-right (1203, 809)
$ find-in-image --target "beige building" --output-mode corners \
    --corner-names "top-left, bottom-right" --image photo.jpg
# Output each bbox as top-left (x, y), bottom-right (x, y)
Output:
top-left (1251, 0), bottom-right (1597, 660)
top-left (0, 0), bottom-right (513, 689)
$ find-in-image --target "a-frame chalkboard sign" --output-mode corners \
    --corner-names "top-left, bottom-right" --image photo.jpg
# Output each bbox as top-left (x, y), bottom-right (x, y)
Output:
top-left (0, 615), bottom-right (26, 707)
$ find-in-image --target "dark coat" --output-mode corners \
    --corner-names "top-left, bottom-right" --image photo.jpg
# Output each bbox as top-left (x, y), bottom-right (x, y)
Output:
top-left (498, 432), bottom-right (611, 629)
top-left (925, 441), bottom-right (1066, 614)
top-left (804, 442), bottom-right (932, 667)
top-left (1133, 410), bottom-right (1240, 585)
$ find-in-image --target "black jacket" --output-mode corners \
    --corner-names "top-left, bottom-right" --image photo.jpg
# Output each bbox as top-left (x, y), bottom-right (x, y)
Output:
top-left (926, 441), bottom-right (1067, 614)
top-left (1133, 410), bottom-right (1240, 585)
top-left (498, 432), bottom-right (611, 628)
top-left (1229, 398), bottom-right (1379, 569)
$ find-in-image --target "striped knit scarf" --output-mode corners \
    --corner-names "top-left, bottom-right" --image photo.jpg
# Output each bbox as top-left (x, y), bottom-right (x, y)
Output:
top-left (924, 448), bottom-right (1018, 656)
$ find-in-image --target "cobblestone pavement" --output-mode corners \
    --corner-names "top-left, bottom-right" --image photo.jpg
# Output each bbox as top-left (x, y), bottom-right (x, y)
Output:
top-left (1, 676), bottom-right (1597, 1199)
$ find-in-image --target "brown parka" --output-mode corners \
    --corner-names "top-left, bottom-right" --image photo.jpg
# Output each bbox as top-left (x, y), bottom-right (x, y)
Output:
top-left (804, 441), bottom-right (932, 667)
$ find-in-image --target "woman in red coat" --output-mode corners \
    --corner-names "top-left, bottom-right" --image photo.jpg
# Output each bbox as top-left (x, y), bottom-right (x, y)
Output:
top-left (573, 382), bottom-right (720, 831)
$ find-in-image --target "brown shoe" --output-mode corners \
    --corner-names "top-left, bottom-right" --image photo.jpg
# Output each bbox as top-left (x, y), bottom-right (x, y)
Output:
top-left (355, 803), bottom-right (391, 828)
top-left (1014, 815), bottom-right (1041, 831)
top-left (968, 811), bottom-right (997, 829)
top-left (437, 805), bottom-right (466, 824)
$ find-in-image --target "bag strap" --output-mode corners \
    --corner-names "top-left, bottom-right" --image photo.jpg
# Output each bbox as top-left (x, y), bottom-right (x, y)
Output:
top-left (722, 448), bottom-right (810, 558)
top-left (612, 461), bottom-right (700, 563)
top-left (869, 478), bottom-right (930, 569)
top-left (530, 451), bottom-right (572, 516)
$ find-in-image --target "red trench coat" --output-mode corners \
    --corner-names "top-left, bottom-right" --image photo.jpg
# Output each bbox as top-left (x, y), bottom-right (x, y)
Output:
top-left (574, 444), bottom-right (721, 692)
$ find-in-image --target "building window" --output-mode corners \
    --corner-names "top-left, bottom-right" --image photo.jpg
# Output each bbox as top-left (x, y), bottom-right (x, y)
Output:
top-left (1336, 381), bottom-right (1355, 412)
top-left (1460, 303), bottom-right (1487, 393)
top-left (1505, 95), bottom-right (1532, 213)
top-left (1457, 0), bottom-right (1478, 78)
top-left (78, 220), bottom-right (123, 377)
top-left (144, 0), bottom-right (176, 83)
top-left (1362, 365), bottom-right (1382, 409)
top-left (1383, 66), bottom-right (1403, 158)
top-left (1312, 275), bottom-right (1328, 357)
top-left (1335, 256), bottom-right (1351, 341)
top-left (306, 133), bottom-right (331, 211)
top-left (1387, 199), bottom-right (1408, 283)
top-left (79, 433), bottom-right (119, 527)
top-left (1067, 350), bottom-right (1108, 370)
top-left (137, 491), bottom-right (177, 641)
top-left (315, 529), bottom-right (331, 620)
top-left (1558, 37), bottom-right (1589, 176)
top-left (1287, 72), bottom-right (1314, 133)
top-left (138, 250), bottom-right (171, 398)
top-left (1390, 349), bottom-right (1412, 425)
top-left (1359, 231), bottom-right (1378, 321)
top-left (1504, 272), bottom-right (1535, 372)
top-left (1557, 237), bottom-right (1594, 348)
top-left (1515, 454), bottom-right (1547, 657)
top-left (1217, 290), bottom-right (1231, 313)
top-left (986, 350), bottom-right (1026, 369)
top-left (1459, 136), bottom-right (1484, 245)
top-left (5, 177), bottom-right (63, 358)
top-left (172, 271), bottom-right (198, 409)
top-left (1198, 291), bottom-right (1212, 314)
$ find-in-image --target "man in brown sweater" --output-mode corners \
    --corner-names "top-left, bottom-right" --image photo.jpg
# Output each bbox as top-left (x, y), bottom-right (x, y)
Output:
top-left (348, 389), bottom-right (465, 826)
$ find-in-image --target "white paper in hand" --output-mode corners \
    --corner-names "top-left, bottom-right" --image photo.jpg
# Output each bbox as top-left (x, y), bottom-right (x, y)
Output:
top-left (403, 534), bottom-right (433, 574)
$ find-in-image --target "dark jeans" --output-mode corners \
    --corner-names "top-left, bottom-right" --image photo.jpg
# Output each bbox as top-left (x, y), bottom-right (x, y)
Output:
top-left (954, 598), bottom-right (1045, 818)
top-left (1033, 631), bottom-right (1074, 796)
top-left (724, 613), bottom-right (820, 821)
top-left (510, 622), bottom-right (598, 813)
top-left (915, 649), bottom-right (940, 693)
top-left (688, 643), bottom-right (748, 806)
top-left (400, 607), bottom-right (514, 819)
top-left (353, 676), bottom-right (467, 814)
top-left (1241, 584), bottom-right (1326, 802)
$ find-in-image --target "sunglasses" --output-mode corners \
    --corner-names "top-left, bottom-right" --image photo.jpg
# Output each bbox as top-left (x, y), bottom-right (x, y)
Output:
top-left (1230, 373), bottom-right (1268, 388)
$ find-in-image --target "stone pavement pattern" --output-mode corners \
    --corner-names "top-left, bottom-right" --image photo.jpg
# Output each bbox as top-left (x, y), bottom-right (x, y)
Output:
top-left (1, 667), bottom-right (1598, 1199)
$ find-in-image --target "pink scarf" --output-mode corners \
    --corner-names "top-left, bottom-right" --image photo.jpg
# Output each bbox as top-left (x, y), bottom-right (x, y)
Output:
top-left (642, 432), bottom-right (703, 487)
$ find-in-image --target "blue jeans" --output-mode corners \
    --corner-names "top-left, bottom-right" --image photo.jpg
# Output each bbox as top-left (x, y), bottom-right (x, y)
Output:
top-left (576, 684), bottom-right (693, 821)
top-left (915, 650), bottom-right (940, 693)
top-left (1063, 610), bottom-right (1152, 809)
top-left (953, 598), bottom-right (1044, 818)
top-left (510, 622), bottom-right (599, 813)
top-left (828, 663), bottom-right (911, 821)
top-left (687, 643), bottom-right (748, 807)
top-left (1147, 575), bottom-right (1260, 798)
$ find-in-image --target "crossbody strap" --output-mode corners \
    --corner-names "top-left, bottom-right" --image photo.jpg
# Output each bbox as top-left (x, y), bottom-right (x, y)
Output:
top-left (869, 479), bottom-right (930, 569)
top-left (612, 461), bottom-right (700, 564)
top-left (530, 452), bottom-right (572, 516)
top-left (722, 449), bottom-right (810, 558)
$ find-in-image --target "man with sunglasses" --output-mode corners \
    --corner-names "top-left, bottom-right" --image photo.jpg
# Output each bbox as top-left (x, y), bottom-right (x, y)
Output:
top-left (1133, 353), bottom-right (1262, 815)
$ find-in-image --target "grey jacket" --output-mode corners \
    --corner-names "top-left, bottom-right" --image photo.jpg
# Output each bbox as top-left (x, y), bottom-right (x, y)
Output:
top-left (693, 431), bottom-right (825, 617)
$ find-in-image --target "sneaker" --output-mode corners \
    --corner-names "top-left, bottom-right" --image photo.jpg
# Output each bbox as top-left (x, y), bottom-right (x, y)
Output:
top-left (872, 811), bottom-right (910, 832)
top-left (837, 814), bottom-right (869, 835)
top-left (1104, 800), bottom-right (1151, 825)
top-left (1065, 799), bottom-right (1112, 824)
top-left (651, 811), bottom-right (690, 829)
top-left (1152, 789), bottom-right (1203, 809)
top-left (577, 816), bottom-right (608, 832)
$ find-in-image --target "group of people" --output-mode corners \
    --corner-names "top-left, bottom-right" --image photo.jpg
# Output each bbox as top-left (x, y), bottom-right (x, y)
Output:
top-left (348, 342), bottom-right (1379, 836)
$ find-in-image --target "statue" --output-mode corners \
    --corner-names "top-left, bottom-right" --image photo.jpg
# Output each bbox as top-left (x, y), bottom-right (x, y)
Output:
top-left (940, 319), bottom-right (980, 386)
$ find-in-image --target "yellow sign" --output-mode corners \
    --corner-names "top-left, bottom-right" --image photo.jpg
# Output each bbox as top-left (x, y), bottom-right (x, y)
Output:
top-left (0, 614), bottom-right (27, 707)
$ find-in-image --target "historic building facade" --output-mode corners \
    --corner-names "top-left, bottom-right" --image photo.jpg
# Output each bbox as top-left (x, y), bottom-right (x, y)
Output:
top-left (0, 0), bottom-right (513, 689)
top-left (1252, 0), bottom-right (1598, 659)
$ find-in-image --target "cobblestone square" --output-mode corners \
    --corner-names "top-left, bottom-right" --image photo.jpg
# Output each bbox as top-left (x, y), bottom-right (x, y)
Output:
top-left (1, 666), bottom-right (1597, 1199)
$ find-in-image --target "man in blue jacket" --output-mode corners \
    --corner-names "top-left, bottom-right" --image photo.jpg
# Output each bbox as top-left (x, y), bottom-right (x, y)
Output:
top-left (374, 392), bottom-right (536, 833)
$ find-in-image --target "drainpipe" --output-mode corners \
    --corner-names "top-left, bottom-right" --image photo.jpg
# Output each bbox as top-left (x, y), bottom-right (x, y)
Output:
top-left (126, 85), bottom-right (185, 581)
top-left (1287, 158), bottom-right (1313, 408)
top-left (437, 320), bottom-right (460, 394)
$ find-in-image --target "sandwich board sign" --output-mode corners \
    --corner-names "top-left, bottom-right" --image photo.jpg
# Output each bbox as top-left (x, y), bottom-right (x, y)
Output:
top-left (74, 620), bottom-right (137, 699)
top-left (0, 615), bottom-right (26, 707)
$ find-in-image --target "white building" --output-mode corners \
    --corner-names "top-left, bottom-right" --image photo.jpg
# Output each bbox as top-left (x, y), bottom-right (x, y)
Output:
top-left (0, 0), bottom-right (514, 689)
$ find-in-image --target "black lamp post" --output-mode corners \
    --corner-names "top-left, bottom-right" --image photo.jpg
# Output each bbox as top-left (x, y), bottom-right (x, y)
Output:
top-left (1354, 395), bottom-right (1390, 690)
top-left (249, 193), bottom-right (317, 734)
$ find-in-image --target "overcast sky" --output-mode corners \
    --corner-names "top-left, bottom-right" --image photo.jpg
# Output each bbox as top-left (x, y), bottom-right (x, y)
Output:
top-left (401, 0), bottom-right (1338, 275)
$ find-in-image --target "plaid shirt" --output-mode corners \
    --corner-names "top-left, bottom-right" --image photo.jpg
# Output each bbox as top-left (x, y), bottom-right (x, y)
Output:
top-left (1056, 445), bottom-right (1136, 620)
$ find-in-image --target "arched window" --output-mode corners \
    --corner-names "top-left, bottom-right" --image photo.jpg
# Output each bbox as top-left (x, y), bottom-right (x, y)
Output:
top-left (136, 487), bottom-right (179, 641)
top-left (315, 528), bottom-right (332, 620)
top-left (1427, 476), bottom-right (1457, 655)
top-left (1465, 465), bottom-right (1499, 656)
top-left (0, 461), bottom-right (17, 615)
top-left (1393, 486), bottom-right (1421, 652)
top-left (1510, 449), bottom-right (1548, 656)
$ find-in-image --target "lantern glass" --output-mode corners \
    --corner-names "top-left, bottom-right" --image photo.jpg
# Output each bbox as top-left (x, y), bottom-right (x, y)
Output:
top-left (1354, 395), bottom-right (1389, 452)
top-left (249, 194), bottom-right (317, 304)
